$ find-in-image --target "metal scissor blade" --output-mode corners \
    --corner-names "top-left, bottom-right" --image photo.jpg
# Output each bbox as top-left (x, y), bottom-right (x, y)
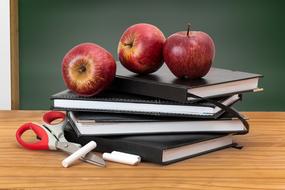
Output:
top-left (82, 152), bottom-right (106, 167)
top-left (56, 142), bottom-right (81, 154)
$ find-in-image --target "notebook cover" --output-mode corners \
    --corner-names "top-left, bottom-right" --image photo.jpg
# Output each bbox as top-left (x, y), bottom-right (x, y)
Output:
top-left (110, 62), bottom-right (262, 103)
top-left (71, 111), bottom-right (165, 122)
top-left (63, 122), bottom-right (233, 165)
top-left (70, 110), bottom-right (239, 122)
top-left (67, 111), bottom-right (248, 136)
top-left (51, 90), bottom-right (240, 119)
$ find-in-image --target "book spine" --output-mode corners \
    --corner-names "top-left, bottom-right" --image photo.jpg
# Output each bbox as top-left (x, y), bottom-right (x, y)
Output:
top-left (111, 77), bottom-right (188, 103)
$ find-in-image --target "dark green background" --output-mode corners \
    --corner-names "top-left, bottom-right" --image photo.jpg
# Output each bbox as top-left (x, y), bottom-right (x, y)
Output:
top-left (19, 0), bottom-right (285, 110)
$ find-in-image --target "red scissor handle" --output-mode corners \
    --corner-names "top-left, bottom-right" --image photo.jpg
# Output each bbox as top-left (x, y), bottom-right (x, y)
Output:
top-left (16, 123), bottom-right (49, 150)
top-left (42, 111), bottom-right (65, 125)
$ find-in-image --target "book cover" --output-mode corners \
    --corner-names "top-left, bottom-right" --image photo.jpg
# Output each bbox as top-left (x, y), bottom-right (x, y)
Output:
top-left (111, 62), bottom-right (262, 103)
top-left (63, 122), bottom-right (235, 165)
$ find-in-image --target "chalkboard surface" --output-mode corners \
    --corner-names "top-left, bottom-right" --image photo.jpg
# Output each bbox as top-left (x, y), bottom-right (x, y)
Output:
top-left (19, 0), bottom-right (285, 110)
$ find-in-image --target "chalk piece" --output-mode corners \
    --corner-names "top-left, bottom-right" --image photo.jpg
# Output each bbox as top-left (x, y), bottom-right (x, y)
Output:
top-left (111, 151), bottom-right (141, 162)
top-left (103, 152), bottom-right (140, 165)
top-left (62, 141), bottom-right (97, 168)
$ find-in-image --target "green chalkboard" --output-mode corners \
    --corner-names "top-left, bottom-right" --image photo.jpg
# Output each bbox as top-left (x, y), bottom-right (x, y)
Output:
top-left (19, 0), bottom-right (285, 110)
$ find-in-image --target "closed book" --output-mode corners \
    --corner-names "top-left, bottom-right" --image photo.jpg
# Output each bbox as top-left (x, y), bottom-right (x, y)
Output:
top-left (51, 90), bottom-right (241, 118)
top-left (111, 63), bottom-right (262, 103)
top-left (67, 111), bottom-right (248, 136)
top-left (63, 122), bottom-right (235, 165)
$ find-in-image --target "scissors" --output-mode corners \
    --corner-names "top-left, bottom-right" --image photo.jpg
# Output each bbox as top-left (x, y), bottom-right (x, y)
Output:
top-left (16, 111), bottom-right (105, 167)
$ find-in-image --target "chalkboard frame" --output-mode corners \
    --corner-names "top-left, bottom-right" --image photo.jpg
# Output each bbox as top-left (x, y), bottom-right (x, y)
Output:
top-left (10, 0), bottom-right (19, 110)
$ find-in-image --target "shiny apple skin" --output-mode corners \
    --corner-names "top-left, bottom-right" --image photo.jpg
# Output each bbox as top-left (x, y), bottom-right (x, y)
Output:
top-left (118, 23), bottom-right (166, 74)
top-left (62, 43), bottom-right (116, 96)
top-left (163, 31), bottom-right (215, 79)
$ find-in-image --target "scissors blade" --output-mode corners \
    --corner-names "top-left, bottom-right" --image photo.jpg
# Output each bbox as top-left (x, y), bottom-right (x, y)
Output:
top-left (83, 152), bottom-right (105, 167)
top-left (56, 142), bottom-right (105, 167)
top-left (56, 142), bottom-right (81, 154)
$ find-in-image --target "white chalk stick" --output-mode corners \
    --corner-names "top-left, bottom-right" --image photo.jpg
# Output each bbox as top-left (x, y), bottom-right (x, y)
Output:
top-left (102, 152), bottom-right (140, 165)
top-left (111, 151), bottom-right (141, 162)
top-left (62, 141), bottom-right (97, 168)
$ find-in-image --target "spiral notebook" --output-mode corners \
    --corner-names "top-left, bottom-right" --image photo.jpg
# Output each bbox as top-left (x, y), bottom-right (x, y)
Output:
top-left (51, 90), bottom-right (241, 118)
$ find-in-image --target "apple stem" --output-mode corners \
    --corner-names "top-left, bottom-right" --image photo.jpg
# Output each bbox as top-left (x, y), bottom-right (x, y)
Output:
top-left (187, 23), bottom-right (191, 37)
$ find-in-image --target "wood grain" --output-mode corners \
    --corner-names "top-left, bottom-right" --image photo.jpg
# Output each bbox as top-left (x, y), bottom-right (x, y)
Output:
top-left (0, 111), bottom-right (285, 189)
top-left (10, 0), bottom-right (19, 110)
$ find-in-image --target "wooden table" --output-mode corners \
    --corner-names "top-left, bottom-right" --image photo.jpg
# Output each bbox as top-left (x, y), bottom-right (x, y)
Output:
top-left (0, 111), bottom-right (285, 189)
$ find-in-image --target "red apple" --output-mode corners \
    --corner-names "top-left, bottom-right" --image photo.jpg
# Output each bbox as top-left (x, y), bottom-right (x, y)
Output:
top-left (118, 23), bottom-right (166, 74)
top-left (163, 24), bottom-right (215, 79)
top-left (62, 43), bottom-right (116, 96)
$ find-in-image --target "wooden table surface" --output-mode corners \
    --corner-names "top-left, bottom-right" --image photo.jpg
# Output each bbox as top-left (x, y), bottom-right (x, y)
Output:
top-left (0, 111), bottom-right (285, 189)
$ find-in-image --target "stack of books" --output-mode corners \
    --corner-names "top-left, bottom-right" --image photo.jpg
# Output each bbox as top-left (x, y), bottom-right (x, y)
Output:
top-left (51, 63), bottom-right (262, 165)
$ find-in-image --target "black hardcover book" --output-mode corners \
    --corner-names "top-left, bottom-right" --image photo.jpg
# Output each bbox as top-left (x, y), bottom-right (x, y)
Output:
top-left (64, 122), bottom-right (235, 165)
top-left (51, 89), bottom-right (241, 119)
top-left (110, 62), bottom-right (262, 103)
top-left (67, 111), bottom-right (248, 136)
